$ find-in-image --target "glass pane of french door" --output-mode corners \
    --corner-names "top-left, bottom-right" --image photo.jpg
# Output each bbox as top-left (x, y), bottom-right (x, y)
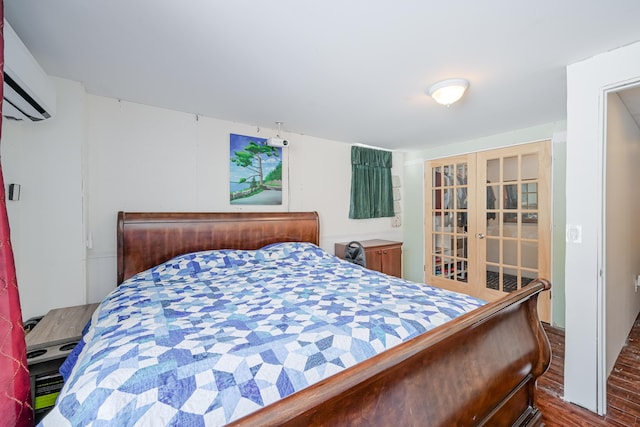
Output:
top-left (426, 156), bottom-right (475, 295)
top-left (484, 152), bottom-right (539, 293)
top-left (477, 142), bottom-right (551, 322)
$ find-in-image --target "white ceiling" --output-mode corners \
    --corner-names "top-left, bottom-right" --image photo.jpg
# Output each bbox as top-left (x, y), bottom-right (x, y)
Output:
top-left (6, 1), bottom-right (640, 151)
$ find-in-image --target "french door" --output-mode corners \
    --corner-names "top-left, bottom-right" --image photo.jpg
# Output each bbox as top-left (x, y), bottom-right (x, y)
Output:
top-left (425, 141), bottom-right (551, 322)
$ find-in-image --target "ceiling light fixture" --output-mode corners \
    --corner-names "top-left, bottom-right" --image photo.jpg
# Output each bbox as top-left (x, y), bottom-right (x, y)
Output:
top-left (428, 78), bottom-right (469, 106)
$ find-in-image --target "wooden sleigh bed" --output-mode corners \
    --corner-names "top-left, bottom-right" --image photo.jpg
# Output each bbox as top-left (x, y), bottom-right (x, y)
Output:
top-left (111, 210), bottom-right (552, 427)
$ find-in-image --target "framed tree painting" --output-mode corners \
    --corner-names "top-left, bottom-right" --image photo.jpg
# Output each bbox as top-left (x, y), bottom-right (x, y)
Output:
top-left (230, 133), bottom-right (283, 205)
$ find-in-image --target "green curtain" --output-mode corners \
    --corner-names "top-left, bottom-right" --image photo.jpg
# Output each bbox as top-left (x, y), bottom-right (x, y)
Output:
top-left (349, 146), bottom-right (394, 219)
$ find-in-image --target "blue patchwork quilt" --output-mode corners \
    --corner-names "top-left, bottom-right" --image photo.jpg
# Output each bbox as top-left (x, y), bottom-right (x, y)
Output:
top-left (40, 242), bottom-right (485, 426)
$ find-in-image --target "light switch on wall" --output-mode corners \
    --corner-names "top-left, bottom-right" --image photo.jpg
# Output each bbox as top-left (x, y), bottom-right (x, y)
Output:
top-left (566, 224), bottom-right (582, 243)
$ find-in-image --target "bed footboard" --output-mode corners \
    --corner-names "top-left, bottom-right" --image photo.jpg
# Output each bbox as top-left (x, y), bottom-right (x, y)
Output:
top-left (233, 278), bottom-right (551, 427)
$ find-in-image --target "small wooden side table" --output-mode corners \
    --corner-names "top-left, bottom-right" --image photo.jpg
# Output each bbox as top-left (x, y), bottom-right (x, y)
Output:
top-left (26, 303), bottom-right (98, 422)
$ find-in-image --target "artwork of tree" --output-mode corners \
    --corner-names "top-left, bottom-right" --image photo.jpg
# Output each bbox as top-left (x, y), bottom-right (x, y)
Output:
top-left (231, 141), bottom-right (279, 188)
top-left (229, 134), bottom-right (283, 205)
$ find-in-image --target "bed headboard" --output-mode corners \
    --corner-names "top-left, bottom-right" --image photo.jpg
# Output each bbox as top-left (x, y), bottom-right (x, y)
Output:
top-left (117, 211), bottom-right (320, 284)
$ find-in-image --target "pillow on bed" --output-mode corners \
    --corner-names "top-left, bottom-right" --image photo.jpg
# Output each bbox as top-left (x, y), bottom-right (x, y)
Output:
top-left (141, 242), bottom-right (336, 284)
top-left (259, 241), bottom-right (337, 262)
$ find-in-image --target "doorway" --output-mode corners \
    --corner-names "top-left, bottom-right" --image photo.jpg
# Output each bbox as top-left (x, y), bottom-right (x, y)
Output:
top-left (602, 84), bottom-right (640, 411)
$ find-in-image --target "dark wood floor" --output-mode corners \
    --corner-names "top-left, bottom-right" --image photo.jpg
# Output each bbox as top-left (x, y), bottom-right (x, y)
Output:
top-left (536, 315), bottom-right (640, 426)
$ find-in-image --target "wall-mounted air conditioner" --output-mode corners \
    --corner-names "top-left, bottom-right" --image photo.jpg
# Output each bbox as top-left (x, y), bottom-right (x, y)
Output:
top-left (3, 19), bottom-right (56, 121)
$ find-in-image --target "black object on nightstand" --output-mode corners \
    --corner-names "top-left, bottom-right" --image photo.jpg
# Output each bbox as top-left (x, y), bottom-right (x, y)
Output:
top-left (335, 239), bottom-right (403, 278)
top-left (25, 303), bottom-right (98, 423)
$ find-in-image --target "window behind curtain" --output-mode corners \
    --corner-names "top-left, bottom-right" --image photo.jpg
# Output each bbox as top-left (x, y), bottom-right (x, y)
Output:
top-left (349, 145), bottom-right (394, 219)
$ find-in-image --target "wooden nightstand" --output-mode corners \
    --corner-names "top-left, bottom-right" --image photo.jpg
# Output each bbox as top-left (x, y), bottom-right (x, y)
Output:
top-left (26, 303), bottom-right (98, 422)
top-left (335, 239), bottom-right (403, 278)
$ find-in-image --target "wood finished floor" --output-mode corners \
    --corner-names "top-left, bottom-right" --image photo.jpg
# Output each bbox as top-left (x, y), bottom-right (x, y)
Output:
top-left (536, 315), bottom-right (640, 426)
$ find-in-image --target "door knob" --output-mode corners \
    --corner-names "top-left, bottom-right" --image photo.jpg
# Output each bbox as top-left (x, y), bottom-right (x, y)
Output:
top-left (477, 233), bottom-right (485, 239)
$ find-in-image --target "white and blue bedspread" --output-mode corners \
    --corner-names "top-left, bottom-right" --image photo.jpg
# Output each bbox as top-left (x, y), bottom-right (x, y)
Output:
top-left (41, 242), bottom-right (485, 426)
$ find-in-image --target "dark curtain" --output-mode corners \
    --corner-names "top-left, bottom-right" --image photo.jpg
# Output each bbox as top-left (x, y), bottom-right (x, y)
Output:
top-left (0, 9), bottom-right (34, 427)
top-left (349, 145), bottom-right (394, 219)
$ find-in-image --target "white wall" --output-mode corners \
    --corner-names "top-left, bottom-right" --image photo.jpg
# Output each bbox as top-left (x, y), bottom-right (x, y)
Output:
top-left (605, 92), bottom-right (640, 376)
top-left (3, 78), bottom-right (403, 318)
top-left (565, 40), bottom-right (640, 414)
top-left (1, 78), bottom-right (86, 320)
